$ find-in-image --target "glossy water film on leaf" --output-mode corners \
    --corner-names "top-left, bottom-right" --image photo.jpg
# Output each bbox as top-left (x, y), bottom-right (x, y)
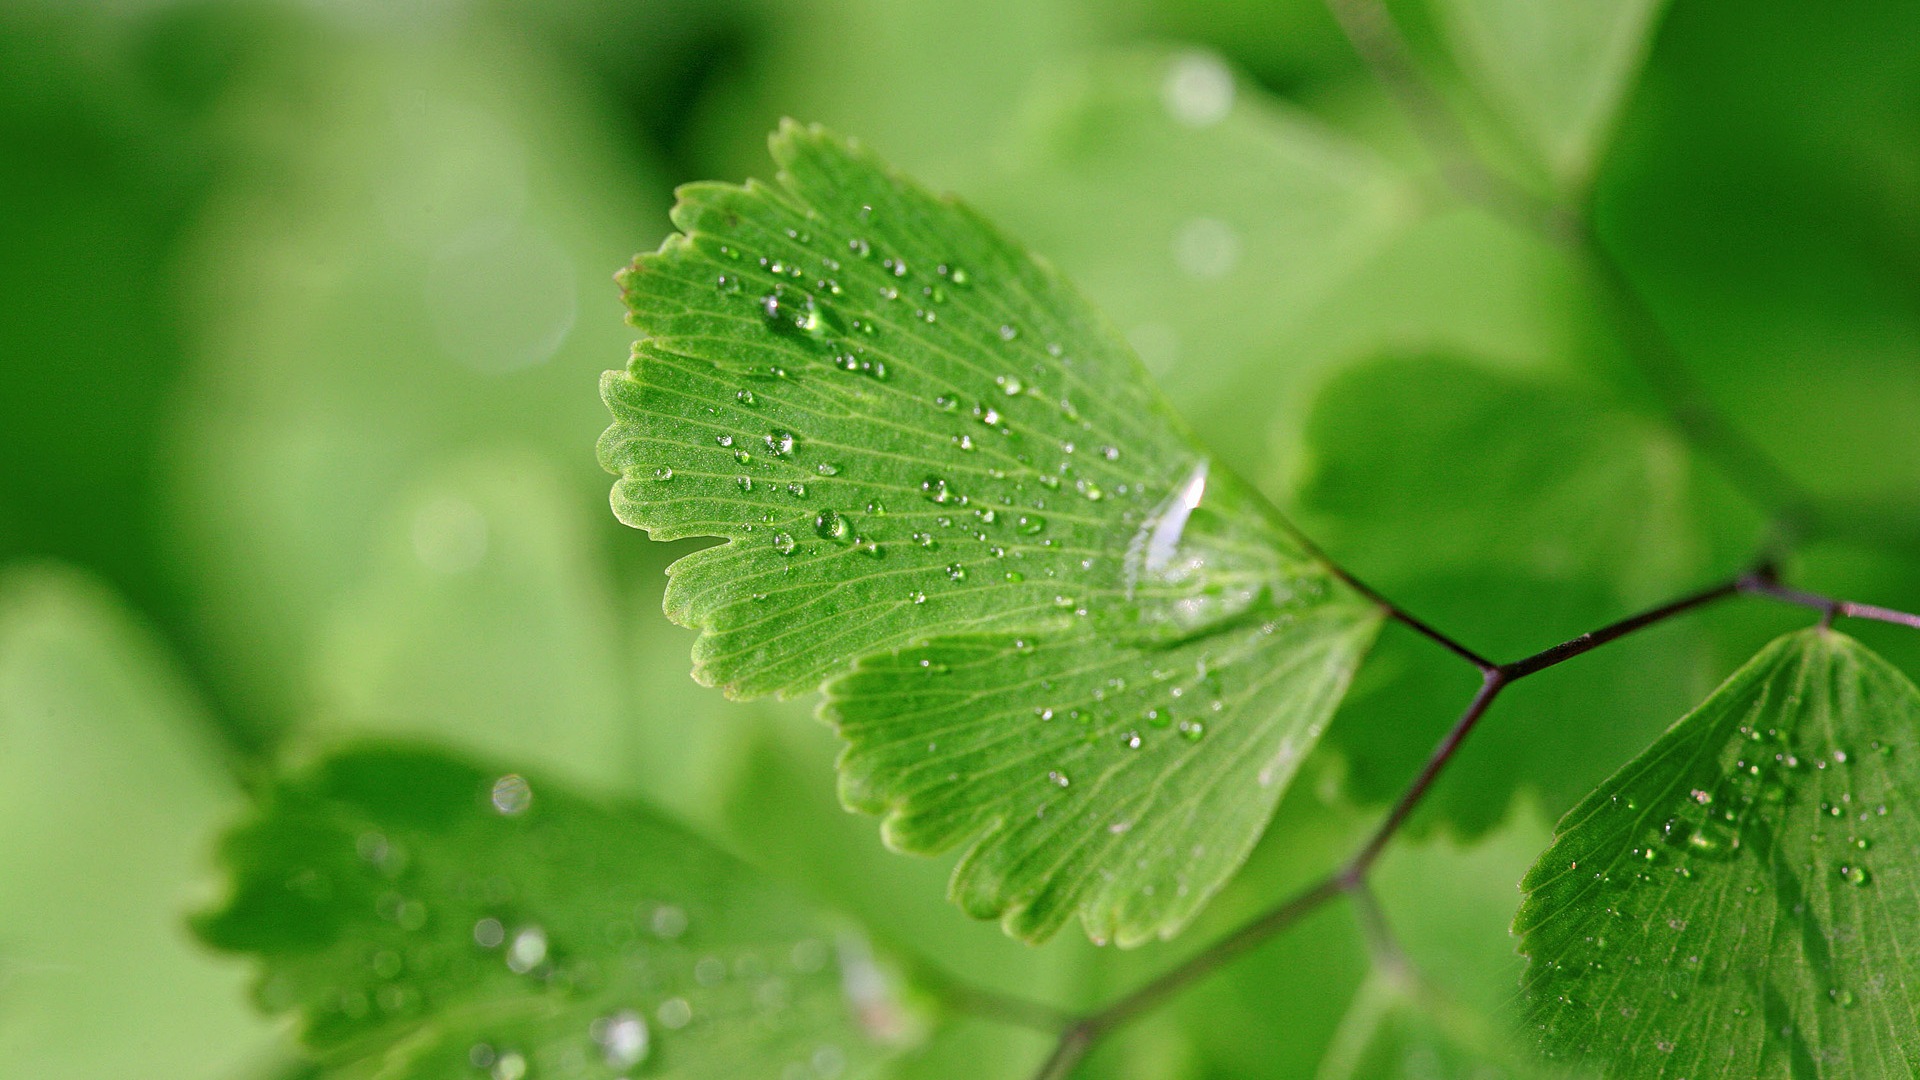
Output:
top-left (598, 122), bottom-right (1381, 945)
top-left (1517, 629), bottom-right (1920, 1077)
top-left (198, 746), bottom-right (925, 1079)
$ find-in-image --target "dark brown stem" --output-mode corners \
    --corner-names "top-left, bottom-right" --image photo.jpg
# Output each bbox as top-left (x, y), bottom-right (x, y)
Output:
top-left (1741, 574), bottom-right (1920, 632)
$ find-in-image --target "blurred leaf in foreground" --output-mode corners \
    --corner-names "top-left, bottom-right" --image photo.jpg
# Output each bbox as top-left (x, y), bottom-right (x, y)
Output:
top-left (0, 564), bottom-right (276, 1079)
top-left (200, 744), bottom-right (926, 1079)
top-left (600, 122), bottom-right (1381, 945)
top-left (1518, 628), bottom-right (1920, 1075)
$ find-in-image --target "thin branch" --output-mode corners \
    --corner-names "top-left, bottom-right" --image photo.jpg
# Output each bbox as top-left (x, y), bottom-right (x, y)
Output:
top-left (1289, 526), bottom-right (1498, 671)
top-left (1741, 574), bottom-right (1920, 632)
top-left (1346, 669), bottom-right (1506, 875)
top-left (1498, 576), bottom-right (1750, 679)
top-left (1028, 875), bottom-right (1346, 1079)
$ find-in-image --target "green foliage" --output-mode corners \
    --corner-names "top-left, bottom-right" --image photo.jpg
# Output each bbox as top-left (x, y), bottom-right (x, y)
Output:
top-left (600, 122), bottom-right (1381, 944)
top-left (10, 2), bottom-right (1920, 1078)
top-left (1431, 0), bottom-right (1666, 188)
top-left (200, 745), bottom-right (926, 1079)
top-left (1518, 629), bottom-right (1920, 1075)
top-left (975, 49), bottom-right (1415, 437)
top-left (0, 565), bottom-right (273, 1079)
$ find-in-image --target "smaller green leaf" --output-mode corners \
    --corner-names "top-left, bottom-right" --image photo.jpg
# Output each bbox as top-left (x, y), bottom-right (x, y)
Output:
top-left (1431, 0), bottom-right (1666, 188)
top-left (1517, 628), bottom-right (1920, 1076)
top-left (199, 745), bottom-right (926, 1079)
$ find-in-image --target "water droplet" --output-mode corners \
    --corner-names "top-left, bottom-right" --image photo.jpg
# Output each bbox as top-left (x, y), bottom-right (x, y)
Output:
top-left (1047, 770), bottom-right (1071, 788)
top-left (921, 477), bottom-right (957, 504)
top-left (1178, 719), bottom-right (1206, 742)
top-left (766, 430), bottom-right (797, 456)
top-left (953, 434), bottom-right (977, 451)
top-left (657, 997), bottom-right (693, 1029)
top-left (1121, 731), bottom-right (1143, 749)
top-left (787, 482), bottom-right (808, 498)
top-left (816, 462), bottom-right (841, 476)
top-left (491, 775), bottom-right (532, 816)
top-left (1172, 216), bottom-right (1241, 279)
top-left (998, 324), bottom-right (1018, 341)
top-left (736, 476), bottom-right (754, 492)
top-left (716, 434), bottom-right (735, 447)
top-left (772, 532), bottom-right (797, 555)
top-left (948, 266), bottom-right (971, 287)
top-left (651, 904), bottom-right (688, 939)
top-left (737, 389), bottom-right (757, 407)
top-left (505, 925), bottom-right (548, 973)
top-left (999, 375), bottom-right (1025, 395)
top-left (814, 509), bottom-right (849, 541)
top-left (695, 955), bottom-right (728, 985)
top-left (491, 1051), bottom-right (528, 1080)
top-left (1162, 50), bottom-right (1234, 127)
top-left (474, 917), bottom-right (506, 948)
top-left (1077, 480), bottom-right (1104, 501)
top-left (1842, 865), bottom-right (1872, 887)
top-left (593, 1010), bottom-right (650, 1068)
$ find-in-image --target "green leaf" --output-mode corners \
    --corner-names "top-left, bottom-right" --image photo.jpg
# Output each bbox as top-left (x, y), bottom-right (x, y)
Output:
top-left (1431, 0), bottom-right (1666, 188)
top-left (199, 745), bottom-right (927, 1079)
top-left (1516, 628), bottom-right (1920, 1075)
top-left (599, 122), bottom-right (1382, 944)
top-left (0, 563), bottom-right (277, 1078)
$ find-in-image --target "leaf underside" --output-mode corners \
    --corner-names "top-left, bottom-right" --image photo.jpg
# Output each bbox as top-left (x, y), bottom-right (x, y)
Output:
top-left (599, 121), bottom-right (1381, 944)
top-left (1518, 629), bottom-right (1920, 1077)
top-left (198, 746), bottom-right (920, 1080)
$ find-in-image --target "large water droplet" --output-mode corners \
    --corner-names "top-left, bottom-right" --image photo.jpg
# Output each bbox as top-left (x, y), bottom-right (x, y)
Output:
top-left (505, 926), bottom-right (548, 973)
top-left (490, 774), bottom-right (532, 816)
top-left (593, 1010), bottom-right (650, 1068)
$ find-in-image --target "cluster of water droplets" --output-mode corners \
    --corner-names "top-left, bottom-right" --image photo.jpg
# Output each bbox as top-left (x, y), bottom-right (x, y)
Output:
top-left (1536, 723), bottom-right (1899, 1058)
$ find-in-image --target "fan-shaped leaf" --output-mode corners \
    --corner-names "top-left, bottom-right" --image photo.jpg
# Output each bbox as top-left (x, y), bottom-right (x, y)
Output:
top-left (599, 123), bottom-right (1382, 944)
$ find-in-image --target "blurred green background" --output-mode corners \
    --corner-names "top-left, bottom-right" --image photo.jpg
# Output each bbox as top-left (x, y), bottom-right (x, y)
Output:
top-left (2, 0), bottom-right (1916, 1076)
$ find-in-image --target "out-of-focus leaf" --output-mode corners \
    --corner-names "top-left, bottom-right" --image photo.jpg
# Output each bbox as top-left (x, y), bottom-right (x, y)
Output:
top-left (1298, 355), bottom-right (1763, 836)
top-left (601, 122), bottom-right (1381, 944)
top-left (164, 16), bottom-right (666, 746)
top-left (1518, 629), bottom-right (1920, 1075)
top-left (200, 745), bottom-right (927, 1079)
top-left (0, 564), bottom-right (276, 1079)
top-left (1431, 0), bottom-right (1666, 189)
top-left (310, 453), bottom-right (628, 789)
top-left (975, 48), bottom-right (1416, 452)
